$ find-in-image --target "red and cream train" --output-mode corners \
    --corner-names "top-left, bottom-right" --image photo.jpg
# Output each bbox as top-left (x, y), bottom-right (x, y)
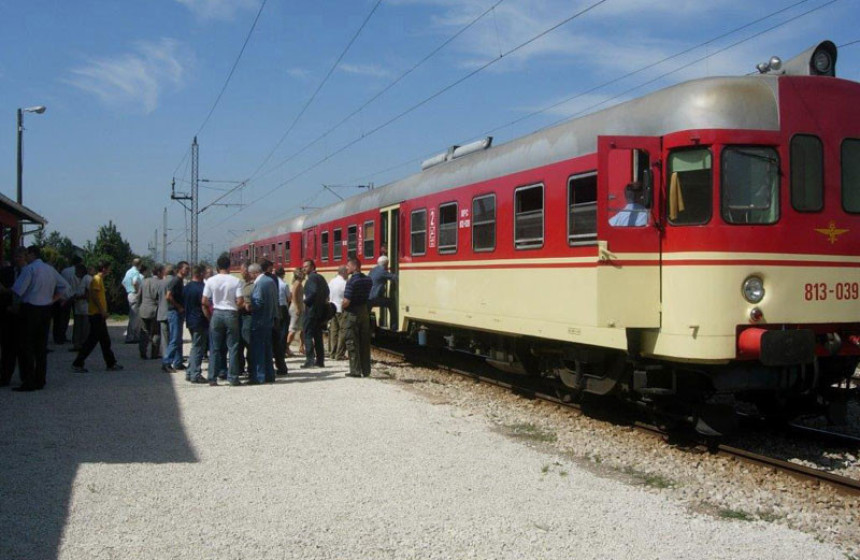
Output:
top-left (231, 41), bottom-right (859, 432)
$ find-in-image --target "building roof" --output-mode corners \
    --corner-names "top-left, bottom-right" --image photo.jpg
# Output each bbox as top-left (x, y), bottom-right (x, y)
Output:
top-left (0, 191), bottom-right (47, 226)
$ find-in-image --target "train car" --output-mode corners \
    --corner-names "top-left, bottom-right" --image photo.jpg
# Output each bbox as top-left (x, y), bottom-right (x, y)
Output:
top-left (247, 41), bottom-right (860, 432)
top-left (229, 215), bottom-right (306, 273)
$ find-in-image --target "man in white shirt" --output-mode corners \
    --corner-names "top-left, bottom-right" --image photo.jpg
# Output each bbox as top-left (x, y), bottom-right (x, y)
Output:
top-left (201, 255), bottom-right (245, 386)
top-left (327, 265), bottom-right (348, 360)
top-left (12, 246), bottom-right (71, 391)
top-left (121, 258), bottom-right (143, 343)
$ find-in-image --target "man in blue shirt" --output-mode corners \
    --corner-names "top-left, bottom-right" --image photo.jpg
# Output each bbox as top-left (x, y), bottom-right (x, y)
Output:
top-left (249, 262), bottom-right (278, 384)
top-left (342, 257), bottom-right (373, 378)
top-left (368, 256), bottom-right (397, 330)
top-left (12, 246), bottom-right (71, 391)
top-left (183, 264), bottom-right (209, 385)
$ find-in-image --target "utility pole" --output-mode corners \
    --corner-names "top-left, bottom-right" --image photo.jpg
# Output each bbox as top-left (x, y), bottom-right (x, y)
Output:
top-left (162, 207), bottom-right (167, 262)
top-left (190, 136), bottom-right (199, 265)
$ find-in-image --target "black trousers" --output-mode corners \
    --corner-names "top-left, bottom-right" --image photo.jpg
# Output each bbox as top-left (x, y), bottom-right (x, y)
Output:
top-left (302, 314), bottom-right (325, 367)
top-left (74, 314), bottom-right (117, 368)
top-left (20, 303), bottom-right (52, 388)
top-left (52, 300), bottom-right (72, 343)
top-left (0, 311), bottom-right (22, 385)
top-left (272, 315), bottom-right (288, 373)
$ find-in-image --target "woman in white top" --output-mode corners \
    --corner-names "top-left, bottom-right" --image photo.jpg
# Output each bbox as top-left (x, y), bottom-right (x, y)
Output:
top-left (287, 268), bottom-right (305, 356)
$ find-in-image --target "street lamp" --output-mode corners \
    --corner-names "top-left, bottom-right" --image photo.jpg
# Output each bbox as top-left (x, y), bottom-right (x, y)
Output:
top-left (17, 105), bottom-right (47, 205)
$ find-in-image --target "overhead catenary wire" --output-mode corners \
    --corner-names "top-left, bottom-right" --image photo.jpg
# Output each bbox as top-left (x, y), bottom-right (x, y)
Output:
top-left (536, 0), bottom-right (843, 132)
top-left (211, 0), bottom-right (848, 244)
top-left (351, 1), bottom-right (846, 190)
top-left (247, 0), bottom-right (385, 182)
top-left (251, 0), bottom-right (506, 184)
top-left (170, 0), bottom-right (269, 179)
top-left (209, 0), bottom-right (611, 231)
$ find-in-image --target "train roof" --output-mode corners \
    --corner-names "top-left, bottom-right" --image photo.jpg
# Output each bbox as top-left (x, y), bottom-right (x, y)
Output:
top-left (231, 214), bottom-right (306, 248)
top-left (302, 74), bottom-right (785, 228)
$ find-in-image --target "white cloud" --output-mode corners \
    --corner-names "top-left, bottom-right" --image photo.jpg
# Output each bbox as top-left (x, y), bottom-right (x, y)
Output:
top-left (65, 38), bottom-right (192, 114)
top-left (386, 0), bottom-right (768, 76)
top-left (175, 0), bottom-right (259, 21)
top-left (287, 67), bottom-right (311, 80)
top-left (339, 63), bottom-right (392, 78)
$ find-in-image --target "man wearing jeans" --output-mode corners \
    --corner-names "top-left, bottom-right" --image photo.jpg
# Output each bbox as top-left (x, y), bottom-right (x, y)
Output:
top-left (162, 261), bottom-right (189, 373)
top-left (183, 265), bottom-right (208, 384)
top-left (202, 256), bottom-right (244, 386)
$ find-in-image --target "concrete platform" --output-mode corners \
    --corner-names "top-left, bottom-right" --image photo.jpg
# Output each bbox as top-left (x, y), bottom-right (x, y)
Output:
top-left (0, 324), bottom-right (844, 559)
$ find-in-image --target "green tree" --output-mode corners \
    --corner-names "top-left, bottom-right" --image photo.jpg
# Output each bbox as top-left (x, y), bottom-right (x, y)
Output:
top-left (33, 229), bottom-right (77, 270)
top-left (84, 221), bottom-right (135, 313)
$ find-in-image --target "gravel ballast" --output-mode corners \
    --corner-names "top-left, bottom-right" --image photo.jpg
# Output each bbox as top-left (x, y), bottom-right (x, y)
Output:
top-left (0, 325), bottom-right (849, 559)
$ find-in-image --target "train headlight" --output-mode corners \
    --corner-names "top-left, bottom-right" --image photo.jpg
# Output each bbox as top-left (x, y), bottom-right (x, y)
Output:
top-left (813, 49), bottom-right (833, 75)
top-left (742, 276), bottom-right (765, 303)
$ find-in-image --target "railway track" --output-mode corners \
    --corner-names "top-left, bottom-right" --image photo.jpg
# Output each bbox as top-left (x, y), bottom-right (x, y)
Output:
top-left (372, 339), bottom-right (860, 497)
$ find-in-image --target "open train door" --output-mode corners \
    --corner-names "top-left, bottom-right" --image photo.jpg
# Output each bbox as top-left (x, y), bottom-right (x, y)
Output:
top-left (378, 204), bottom-right (400, 330)
top-left (596, 136), bottom-right (662, 331)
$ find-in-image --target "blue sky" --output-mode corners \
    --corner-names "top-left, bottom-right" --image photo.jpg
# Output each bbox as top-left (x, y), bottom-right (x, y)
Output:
top-left (1, 0), bottom-right (858, 261)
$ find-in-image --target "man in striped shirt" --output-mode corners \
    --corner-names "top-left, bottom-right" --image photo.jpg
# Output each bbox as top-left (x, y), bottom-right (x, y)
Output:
top-left (342, 257), bottom-right (373, 378)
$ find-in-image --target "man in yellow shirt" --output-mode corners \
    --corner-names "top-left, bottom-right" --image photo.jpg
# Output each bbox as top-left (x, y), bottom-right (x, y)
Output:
top-left (72, 262), bottom-right (123, 373)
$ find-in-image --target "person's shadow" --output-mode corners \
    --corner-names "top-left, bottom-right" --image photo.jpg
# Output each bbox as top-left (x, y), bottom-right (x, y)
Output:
top-left (0, 326), bottom-right (197, 560)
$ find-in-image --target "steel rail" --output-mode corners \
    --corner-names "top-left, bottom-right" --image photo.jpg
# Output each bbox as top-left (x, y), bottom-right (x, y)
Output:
top-left (371, 342), bottom-right (860, 496)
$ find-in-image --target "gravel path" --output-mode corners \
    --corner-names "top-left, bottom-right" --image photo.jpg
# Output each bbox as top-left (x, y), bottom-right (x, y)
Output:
top-left (0, 324), bottom-right (849, 559)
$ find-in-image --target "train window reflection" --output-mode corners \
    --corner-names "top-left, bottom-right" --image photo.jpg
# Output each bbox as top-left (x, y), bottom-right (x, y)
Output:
top-left (721, 146), bottom-right (780, 225)
top-left (515, 184), bottom-right (544, 250)
top-left (791, 135), bottom-right (823, 212)
top-left (438, 202), bottom-right (457, 254)
top-left (320, 231), bottom-right (329, 262)
top-left (472, 194), bottom-right (495, 252)
top-left (842, 139), bottom-right (860, 213)
top-left (668, 148), bottom-right (712, 225)
top-left (568, 172), bottom-right (597, 244)
top-left (364, 221), bottom-right (375, 259)
top-left (347, 226), bottom-right (357, 259)
top-left (333, 229), bottom-right (343, 261)
top-left (411, 209), bottom-right (427, 256)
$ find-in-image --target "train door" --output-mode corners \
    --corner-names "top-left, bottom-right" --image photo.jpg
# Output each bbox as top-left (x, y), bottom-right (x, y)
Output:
top-left (378, 204), bottom-right (400, 330)
top-left (249, 243), bottom-right (257, 263)
top-left (305, 227), bottom-right (318, 263)
top-left (596, 135), bottom-right (662, 328)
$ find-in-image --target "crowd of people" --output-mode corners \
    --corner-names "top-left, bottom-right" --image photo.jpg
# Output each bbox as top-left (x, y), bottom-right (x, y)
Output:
top-left (0, 246), bottom-right (398, 391)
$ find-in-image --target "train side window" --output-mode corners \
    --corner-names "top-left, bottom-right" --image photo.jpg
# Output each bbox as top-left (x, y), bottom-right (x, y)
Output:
top-left (721, 146), bottom-right (779, 225)
top-left (347, 225), bottom-right (357, 258)
top-left (667, 148), bottom-right (712, 225)
top-left (842, 139), bottom-right (860, 213)
top-left (320, 231), bottom-right (329, 262)
top-left (514, 184), bottom-right (544, 250)
top-left (364, 220), bottom-right (375, 259)
top-left (791, 135), bottom-right (823, 212)
top-left (411, 209), bottom-right (427, 256)
top-left (277, 242), bottom-right (283, 264)
top-left (333, 229), bottom-right (343, 261)
top-left (568, 172), bottom-right (597, 244)
top-left (438, 202), bottom-right (457, 254)
top-left (472, 194), bottom-right (495, 252)
top-left (285, 241), bottom-right (291, 264)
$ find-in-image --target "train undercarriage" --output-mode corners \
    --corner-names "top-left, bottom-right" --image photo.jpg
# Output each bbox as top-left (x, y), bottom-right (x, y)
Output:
top-left (402, 321), bottom-right (859, 436)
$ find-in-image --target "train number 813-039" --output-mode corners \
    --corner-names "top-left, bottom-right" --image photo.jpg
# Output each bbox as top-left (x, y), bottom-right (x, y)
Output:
top-left (804, 282), bottom-right (860, 301)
